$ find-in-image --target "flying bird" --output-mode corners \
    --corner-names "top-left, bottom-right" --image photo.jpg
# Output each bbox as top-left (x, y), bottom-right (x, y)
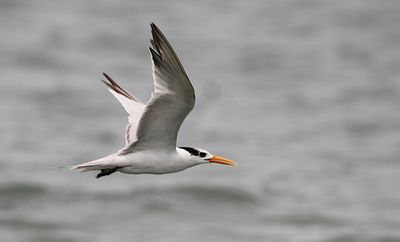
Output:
top-left (71, 23), bottom-right (236, 178)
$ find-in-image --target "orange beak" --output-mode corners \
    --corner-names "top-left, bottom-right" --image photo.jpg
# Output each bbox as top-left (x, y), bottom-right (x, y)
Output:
top-left (208, 155), bottom-right (237, 166)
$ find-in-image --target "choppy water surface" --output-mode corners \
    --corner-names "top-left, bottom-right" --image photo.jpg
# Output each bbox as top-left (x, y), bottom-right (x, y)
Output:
top-left (1, 0), bottom-right (400, 241)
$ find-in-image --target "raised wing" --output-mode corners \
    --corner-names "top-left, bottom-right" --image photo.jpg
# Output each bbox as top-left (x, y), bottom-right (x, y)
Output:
top-left (101, 73), bottom-right (146, 144)
top-left (121, 23), bottom-right (195, 153)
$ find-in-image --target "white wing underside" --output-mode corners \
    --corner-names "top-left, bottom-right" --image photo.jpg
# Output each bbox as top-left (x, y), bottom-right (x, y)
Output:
top-left (107, 88), bottom-right (145, 144)
top-left (102, 23), bottom-right (195, 153)
top-left (101, 73), bottom-right (145, 144)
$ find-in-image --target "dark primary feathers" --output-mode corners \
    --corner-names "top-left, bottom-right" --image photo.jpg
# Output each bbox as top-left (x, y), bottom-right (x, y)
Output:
top-left (101, 72), bottom-right (137, 101)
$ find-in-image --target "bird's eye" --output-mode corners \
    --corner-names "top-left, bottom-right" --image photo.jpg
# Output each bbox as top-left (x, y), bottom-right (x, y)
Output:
top-left (199, 152), bottom-right (206, 158)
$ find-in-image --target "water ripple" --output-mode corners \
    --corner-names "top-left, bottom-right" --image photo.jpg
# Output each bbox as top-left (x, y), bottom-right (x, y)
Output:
top-left (0, 182), bottom-right (47, 209)
top-left (132, 184), bottom-right (259, 204)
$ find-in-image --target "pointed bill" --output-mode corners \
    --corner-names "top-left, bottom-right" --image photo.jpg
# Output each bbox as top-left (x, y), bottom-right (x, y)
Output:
top-left (208, 155), bottom-right (237, 166)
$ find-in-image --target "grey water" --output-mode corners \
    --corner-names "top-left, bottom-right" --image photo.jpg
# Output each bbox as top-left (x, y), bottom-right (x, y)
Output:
top-left (1, 0), bottom-right (400, 241)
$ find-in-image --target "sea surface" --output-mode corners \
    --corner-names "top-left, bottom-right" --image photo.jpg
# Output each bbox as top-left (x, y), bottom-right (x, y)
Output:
top-left (1, 0), bottom-right (400, 241)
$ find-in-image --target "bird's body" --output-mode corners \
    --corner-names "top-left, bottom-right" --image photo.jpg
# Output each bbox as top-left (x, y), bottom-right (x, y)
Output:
top-left (81, 148), bottom-right (197, 175)
top-left (116, 148), bottom-right (198, 175)
top-left (71, 23), bottom-right (235, 178)
top-left (118, 152), bottom-right (188, 175)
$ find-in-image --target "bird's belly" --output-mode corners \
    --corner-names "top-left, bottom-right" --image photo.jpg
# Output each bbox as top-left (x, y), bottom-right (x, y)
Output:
top-left (118, 163), bottom-right (188, 174)
top-left (117, 154), bottom-right (192, 174)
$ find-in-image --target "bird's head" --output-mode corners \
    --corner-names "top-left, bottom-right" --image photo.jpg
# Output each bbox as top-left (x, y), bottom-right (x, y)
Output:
top-left (178, 147), bottom-right (237, 166)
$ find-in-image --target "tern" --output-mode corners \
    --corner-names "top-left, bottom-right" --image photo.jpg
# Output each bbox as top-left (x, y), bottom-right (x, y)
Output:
top-left (71, 23), bottom-right (236, 178)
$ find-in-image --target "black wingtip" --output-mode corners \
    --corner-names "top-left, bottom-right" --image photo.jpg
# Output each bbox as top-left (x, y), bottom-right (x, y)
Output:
top-left (100, 72), bottom-right (114, 87)
top-left (102, 72), bottom-right (118, 88)
top-left (102, 72), bottom-right (113, 82)
top-left (149, 47), bottom-right (162, 65)
top-left (150, 23), bottom-right (158, 34)
top-left (100, 73), bottom-right (136, 100)
top-left (149, 46), bottom-right (159, 55)
top-left (150, 23), bottom-right (162, 42)
top-left (149, 23), bottom-right (163, 56)
top-left (101, 79), bottom-right (111, 88)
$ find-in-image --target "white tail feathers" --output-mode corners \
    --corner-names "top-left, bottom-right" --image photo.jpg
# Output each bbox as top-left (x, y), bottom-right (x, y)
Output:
top-left (70, 155), bottom-right (118, 172)
top-left (69, 165), bottom-right (92, 172)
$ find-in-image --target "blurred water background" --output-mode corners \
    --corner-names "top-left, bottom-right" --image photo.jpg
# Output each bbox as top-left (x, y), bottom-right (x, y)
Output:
top-left (1, 0), bottom-right (400, 241)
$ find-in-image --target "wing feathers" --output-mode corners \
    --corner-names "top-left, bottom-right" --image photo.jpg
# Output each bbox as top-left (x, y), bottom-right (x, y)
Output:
top-left (149, 47), bottom-right (163, 66)
top-left (101, 73), bottom-right (146, 144)
top-left (102, 72), bottom-right (141, 102)
top-left (121, 23), bottom-right (195, 152)
top-left (150, 23), bottom-right (184, 72)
